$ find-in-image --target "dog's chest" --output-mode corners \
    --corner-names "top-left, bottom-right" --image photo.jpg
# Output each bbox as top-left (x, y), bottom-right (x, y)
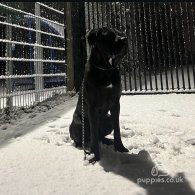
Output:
top-left (103, 73), bottom-right (120, 89)
top-left (102, 82), bottom-right (121, 97)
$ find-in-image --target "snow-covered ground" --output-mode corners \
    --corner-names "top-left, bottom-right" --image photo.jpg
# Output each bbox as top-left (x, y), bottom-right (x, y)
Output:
top-left (0, 94), bottom-right (195, 195)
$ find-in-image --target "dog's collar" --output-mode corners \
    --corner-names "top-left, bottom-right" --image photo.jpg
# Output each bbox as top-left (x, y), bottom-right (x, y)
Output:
top-left (91, 44), bottom-right (118, 71)
top-left (92, 63), bottom-right (118, 71)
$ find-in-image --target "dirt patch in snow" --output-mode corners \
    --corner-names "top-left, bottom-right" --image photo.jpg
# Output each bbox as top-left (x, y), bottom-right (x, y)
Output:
top-left (0, 94), bottom-right (72, 125)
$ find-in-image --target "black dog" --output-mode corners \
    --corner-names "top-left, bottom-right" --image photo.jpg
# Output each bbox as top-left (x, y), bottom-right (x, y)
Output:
top-left (69, 27), bottom-right (129, 162)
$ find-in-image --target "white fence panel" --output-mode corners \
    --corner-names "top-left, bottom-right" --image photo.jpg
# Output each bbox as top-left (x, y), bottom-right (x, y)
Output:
top-left (0, 2), bottom-right (66, 111)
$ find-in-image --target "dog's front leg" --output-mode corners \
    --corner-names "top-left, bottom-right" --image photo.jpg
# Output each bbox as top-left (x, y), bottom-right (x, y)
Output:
top-left (110, 101), bottom-right (129, 153)
top-left (88, 106), bottom-right (100, 161)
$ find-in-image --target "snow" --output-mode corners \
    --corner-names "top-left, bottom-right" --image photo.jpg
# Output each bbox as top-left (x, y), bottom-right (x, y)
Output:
top-left (0, 94), bottom-right (195, 195)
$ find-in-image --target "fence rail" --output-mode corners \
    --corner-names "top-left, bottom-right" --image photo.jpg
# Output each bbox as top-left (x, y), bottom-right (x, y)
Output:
top-left (0, 2), bottom-right (66, 112)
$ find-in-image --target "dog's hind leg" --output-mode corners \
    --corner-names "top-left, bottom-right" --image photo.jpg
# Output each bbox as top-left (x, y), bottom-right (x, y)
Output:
top-left (69, 113), bottom-right (90, 147)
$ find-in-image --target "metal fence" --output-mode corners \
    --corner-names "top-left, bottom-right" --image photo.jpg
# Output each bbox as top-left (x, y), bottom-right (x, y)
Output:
top-left (1, 2), bottom-right (195, 114)
top-left (0, 2), bottom-right (66, 112)
top-left (84, 2), bottom-right (195, 94)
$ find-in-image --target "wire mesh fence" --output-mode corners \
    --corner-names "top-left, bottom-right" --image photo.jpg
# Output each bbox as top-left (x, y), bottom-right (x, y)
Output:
top-left (84, 2), bottom-right (195, 94)
top-left (0, 2), bottom-right (66, 112)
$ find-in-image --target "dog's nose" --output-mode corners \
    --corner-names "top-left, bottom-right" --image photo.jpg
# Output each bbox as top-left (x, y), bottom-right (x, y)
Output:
top-left (121, 37), bottom-right (126, 40)
top-left (121, 37), bottom-right (127, 42)
top-left (115, 36), bottom-right (127, 44)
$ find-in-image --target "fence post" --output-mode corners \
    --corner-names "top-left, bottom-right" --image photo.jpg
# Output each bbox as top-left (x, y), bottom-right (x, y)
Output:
top-left (73, 2), bottom-right (87, 91)
top-left (34, 2), bottom-right (43, 103)
top-left (64, 2), bottom-right (87, 92)
top-left (5, 14), bottom-right (13, 112)
top-left (64, 2), bottom-right (74, 91)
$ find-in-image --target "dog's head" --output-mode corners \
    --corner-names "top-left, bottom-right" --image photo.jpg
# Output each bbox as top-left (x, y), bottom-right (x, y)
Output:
top-left (86, 27), bottom-right (128, 67)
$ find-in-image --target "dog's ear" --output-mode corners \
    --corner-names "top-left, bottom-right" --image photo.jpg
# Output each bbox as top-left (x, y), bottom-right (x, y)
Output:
top-left (86, 29), bottom-right (97, 45)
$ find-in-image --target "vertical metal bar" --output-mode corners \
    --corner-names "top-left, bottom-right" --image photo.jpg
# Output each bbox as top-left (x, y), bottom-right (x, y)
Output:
top-left (108, 2), bottom-right (112, 28)
top-left (169, 2), bottom-right (180, 90)
top-left (143, 2), bottom-right (153, 91)
top-left (96, 2), bottom-right (100, 28)
top-left (180, 2), bottom-right (191, 89)
top-left (131, 2), bottom-right (139, 91)
top-left (188, 2), bottom-right (195, 89)
top-left (153, 3), bottom-right (163, 90)
top-left (5, 14), bottom-right (13, 110)
top-left (35, 3), bottom-right (41, 102)
top-left (128, 3), bottom-right (137, 91)
top-left (101, 2), bottom-right (105, 26)
top-left (64, 3), bottom-right (68, 89)
top-left (115, 2), bottom-right (120, 30)
top-left (191, 2), bottom-right (195, 88)
top-left (105, 3), bottom-right (108, 27)
top-left (114, 2), bottom-right (117, 29)
top-left (164, 3), bottom-right (174, 90)
top-left (28, 17), bottom-right (34, 102)
top-left (134, 3), bottom-right (142, 91)
top-left (108, 2), bottom-right (111, 27)
top-left (158, 3), bottom-right (169, 90)
top-left (0, 17), bottom-right (5, 109)
top-left (97, 2), bottom-right (101, 28)
top-left (100, 2), bottom-right (104, 27)
top-left (102, 2), bottom-right (106, 27)
top-left (124, 2), bottom-right (132, 91)
top-left (95, 2), bottom-right (99, 29)
top-left (119, 2), bottom-right (127, 91)
top-left (92, 3), bottom-right (95, 29)
top-left (137, 2), bottom-right (145, 91)
top-left (174, 2), bottom-right (185, 90)
top-left (110, 2), bottom-right (115, 28)
top-left (87, 2), bottom-right (90, 29)
top-left (118, 2), bottom-right (122, 32)
top-left (148, 3), bottom-right (158, 90)
top-left (94, 2), bottom-right (98, 29)
top-left (140, 3), bottom-right (148, 91)
top-left (3, 81), bottom-right (5, 110)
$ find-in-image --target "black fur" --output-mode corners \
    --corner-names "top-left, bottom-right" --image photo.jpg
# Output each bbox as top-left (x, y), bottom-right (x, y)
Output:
top-left (69, 27), bottom-right (129, 162)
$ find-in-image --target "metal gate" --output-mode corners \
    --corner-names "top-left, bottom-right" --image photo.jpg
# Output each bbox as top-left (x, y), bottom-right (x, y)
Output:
top-left (84, 2), bottom-right (195, 94)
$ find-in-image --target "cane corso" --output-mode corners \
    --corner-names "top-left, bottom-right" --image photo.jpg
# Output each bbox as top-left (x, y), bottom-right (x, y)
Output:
top-left (69, 27), bottom-right (129, 162)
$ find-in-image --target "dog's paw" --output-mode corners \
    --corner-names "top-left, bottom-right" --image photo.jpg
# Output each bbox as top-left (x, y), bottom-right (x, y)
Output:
top-left (83, 153), bottom-right (99, 165)
top-left (114, 144), bottom-right (129, 153)
top-left (86, 153), bottom-right (96, 164)
top-left (90, 146), bottom-right (100, 162)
